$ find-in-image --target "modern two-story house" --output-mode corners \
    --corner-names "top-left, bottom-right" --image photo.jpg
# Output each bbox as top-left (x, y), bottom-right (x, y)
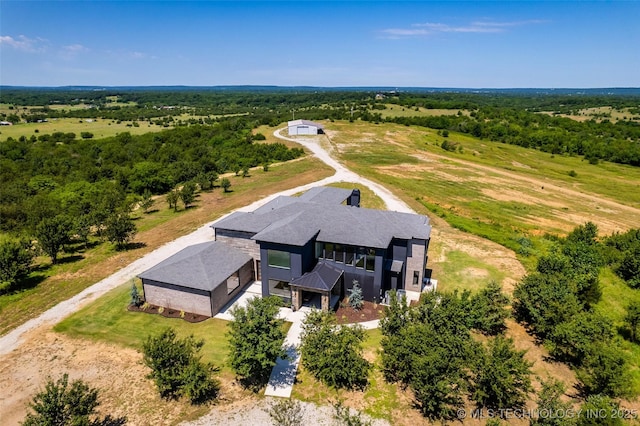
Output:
top-left (138, 186), bottom-right (432, 316)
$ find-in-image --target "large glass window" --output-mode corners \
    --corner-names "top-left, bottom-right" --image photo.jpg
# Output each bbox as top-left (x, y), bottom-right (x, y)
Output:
top-left (366, 248), bottom-right (376, 272)
top-left (267, 250), bottom-right (290, 269)
top-left (315, 242), bottom-right (323, 259)
top-left (268, 279), bottom-right (291, 302)
top-left (334, 244), bottom-right (344, 263)
top-left (413, 271), bottom-right (419, 286)
top-left (344, 246), bottom-right (354, 266)
top-left (324, 243), bottom-right (334, 261)
top-left (355, 247), bottom-right (366, 269)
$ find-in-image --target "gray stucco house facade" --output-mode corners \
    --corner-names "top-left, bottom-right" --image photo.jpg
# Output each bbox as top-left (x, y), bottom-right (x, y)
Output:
top-left (138, 186), bottom-right (431, 316)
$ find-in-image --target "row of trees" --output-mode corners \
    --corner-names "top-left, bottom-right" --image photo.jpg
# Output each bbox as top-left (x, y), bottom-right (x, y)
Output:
top-left (514, 223), bottom-right (633, 398)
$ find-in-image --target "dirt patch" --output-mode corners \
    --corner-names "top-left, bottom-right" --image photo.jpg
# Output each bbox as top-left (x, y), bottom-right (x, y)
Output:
top-left (335, 300), bottom-right (385, 324)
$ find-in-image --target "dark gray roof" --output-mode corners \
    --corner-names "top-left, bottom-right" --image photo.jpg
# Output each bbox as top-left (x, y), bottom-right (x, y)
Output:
top-left (138, 241), bottom-right (251, 292)
top-left (298, 186), bottom-right (352, 205)
top-left (212, 186), bottom-right (431, 249)
top-left (290, 261), bottom-right (343, 292)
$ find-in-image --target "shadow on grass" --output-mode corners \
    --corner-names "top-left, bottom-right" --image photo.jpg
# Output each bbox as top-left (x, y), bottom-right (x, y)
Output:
top-left (121, 241), bottom-right (147, 251)
top-left (55, 254), bottom-right (85, 265)
top-left (95, 415), bottom-right (128, 426)
top-left (0, 273), bottom-right (47, 296)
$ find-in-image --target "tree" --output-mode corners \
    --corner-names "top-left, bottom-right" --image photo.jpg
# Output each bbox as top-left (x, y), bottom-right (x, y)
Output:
top-left (35, 215), bottom-right (72, 264)
top-left (179, 181), bottom-right (196, 209)
top-left (578, 394), bottom-right (624, 426)
top-left (531, 378), bottom-right (576, 426)
top-left (267, 399), bottom-right (305, 426)
top-left (80, 131), bottom-right (94, 139)
top-left (549, 312), bottom-right (614, 364)
top-left (624, 301), bottom-right (640, 342)
top-left (73, 215), bottom-right (92, 248)
top-left (130, 283), bottom-right (142, 307)
top-left (0, 238), bottom-right (34, 289)
top-left (104, 212), bottom-right (136, 250)
top-left (299, 310), bottom-right (371, 390)
top-left (577, 343), bottom-right (630, 398)
top-left (227, 296), bottom-right (285, 389)
top-left (22, 373), bottom-right (124, 426)
top-left (139, 190), bottom-right (155, 213)
top-left (142, 327), bottom-right (219, 403)
top-left (348, 280), bottom-right (364, 310)
top-left (220, 177), bottom-right (232, 193)
top-left (471, 335), bottom-right (532, 411)
top-left (166, 189), bottom-right (179, 212)
top-left (470, 281), bottom-right (510, 335)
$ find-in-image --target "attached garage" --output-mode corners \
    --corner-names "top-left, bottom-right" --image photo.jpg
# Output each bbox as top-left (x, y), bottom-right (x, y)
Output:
top-left (287, 119), bottom-right (324, 136)
top-left (138, 241), bottom-right (253, 317)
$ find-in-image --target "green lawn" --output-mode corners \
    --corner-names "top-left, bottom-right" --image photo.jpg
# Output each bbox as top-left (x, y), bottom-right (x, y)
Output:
top-left (54, 284), bottom-right (232, 370)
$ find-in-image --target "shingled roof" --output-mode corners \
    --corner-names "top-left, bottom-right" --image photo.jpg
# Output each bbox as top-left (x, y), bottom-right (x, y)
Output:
top-left (138, 241), bottom-right (251, 292)
top-left (213, 187), bottom-right (431, 248)
top-left (290, 261), bottom-right (343, 292)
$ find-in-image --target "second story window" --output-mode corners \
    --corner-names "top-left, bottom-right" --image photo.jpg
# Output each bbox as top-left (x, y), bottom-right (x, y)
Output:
top-left (267, 249), bottom-right (291, 269)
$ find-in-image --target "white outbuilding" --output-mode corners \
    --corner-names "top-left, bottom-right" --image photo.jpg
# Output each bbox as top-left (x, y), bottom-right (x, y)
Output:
top-left (287, 119), bottom-right (324, 136)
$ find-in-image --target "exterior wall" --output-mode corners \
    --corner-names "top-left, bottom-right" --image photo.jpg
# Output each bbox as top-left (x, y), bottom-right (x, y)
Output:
top-left (210, 260), bottom-right (254, 315)
top-left (288, 125), bottom-right (318, 136)
top-left (260, 242), bottom-right (305, 297)
top-left (142, 279), bottom-right (212, 317)
top-left (214, 229), bottom-right (260, 258)
top-left (404, 239), bottom-right (427, 292)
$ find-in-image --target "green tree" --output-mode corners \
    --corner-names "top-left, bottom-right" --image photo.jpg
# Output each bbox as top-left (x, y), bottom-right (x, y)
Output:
top-left (73, 215), bottom-right (92, 248)
top-left (549, 312), bottom-right (614, 364)
top-left (22, 373), bottom-right (124, 426)
top-left (142, 327), bottom-right (219, 403)
top-left (471, 335), bottom-right (532, 411)
top-left (227, 296), bottom-right (285, 389)
top-left (578, 394), bottom-right (624, 426)
top-left (0, 238), bottom-right (34, 289)
top-left (299, 310), bottom-right (371, 390)
top-left (104, 212), bottom-right (136, 250)
top-left (220, 177), bottom-right (232, 193)
top-left (130, 283), bottom-right (142, 307)
top-left (35, 215), bottom-right (72, 264)
top-left (531, 378), bottom-right (576, 426)
top-left (166, 189), bottom-right (179, 212)
top-left (139, 190), bottom-right (155, 213)
top-left (179, 181), bottom-right (197, 209)
top-left (624, 301), bottom-right (640, 342)
top-left (470, 281), bottom-right (510, 335)
top-left (348, 280), bottom-right (364, 310)
top-left (577, 343), bottom-right (630, 398)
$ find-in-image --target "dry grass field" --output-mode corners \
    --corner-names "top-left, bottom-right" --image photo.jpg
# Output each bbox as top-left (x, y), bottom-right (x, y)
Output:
top-left (377, 104), bottom-right (471, 119)
top-left (539, 106), bottom-right (640, 123)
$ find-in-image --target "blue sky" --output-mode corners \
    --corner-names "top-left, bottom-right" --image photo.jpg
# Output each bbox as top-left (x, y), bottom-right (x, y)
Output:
top-left (1, 1), bottom-right (638, 88)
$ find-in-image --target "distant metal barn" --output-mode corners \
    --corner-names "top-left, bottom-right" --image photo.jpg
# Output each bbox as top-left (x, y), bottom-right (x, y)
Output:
top-left (287, 119), bottom-right (324, 135)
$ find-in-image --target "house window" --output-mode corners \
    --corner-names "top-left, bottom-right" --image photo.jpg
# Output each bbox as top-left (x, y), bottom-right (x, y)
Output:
top-left (267, 250), bottom-right (290, 269)
top-left (355, 247), bottom-right (366, 269)
top-left (412, 271), bottom-right (419, 286)
top-left (334, 244), bottom-right (344, 263)
top-left (366, 248), bottom-right (376, 272)
top-left (227, 272), bottom-right (240, 295)
top-left (315, 242), bottom-right (323, 259)
top-left (344, 246), bottom-right (354, 266)
top-left (268, 279), bottom-right (291, 302)
top-left (324, 243), bottom-right (334, 261)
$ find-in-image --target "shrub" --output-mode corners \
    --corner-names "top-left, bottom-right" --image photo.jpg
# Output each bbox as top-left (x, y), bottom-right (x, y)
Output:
top-left (267, 398), bottom-right (305, 426)
top-left (142, 327), bottom-right (220, 403)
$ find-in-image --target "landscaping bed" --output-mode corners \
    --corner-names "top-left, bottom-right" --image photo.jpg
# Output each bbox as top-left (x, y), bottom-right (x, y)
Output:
top-left (335, 300), bottom-right (385, 324)
top-left (127, 303), bottom-right (209, 323)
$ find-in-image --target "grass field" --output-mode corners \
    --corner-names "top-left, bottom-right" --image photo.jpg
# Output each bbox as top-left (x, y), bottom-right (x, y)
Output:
top-left (377, 104), bottom-right (470, 119)
top-left (0, 156), bottom-right (334, 335)
top-left (539, 106), bottom-right (640, 123)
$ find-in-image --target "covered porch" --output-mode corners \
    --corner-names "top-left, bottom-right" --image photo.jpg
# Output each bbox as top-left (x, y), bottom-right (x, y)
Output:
top-left (290, 261), bottom-right (343, 312)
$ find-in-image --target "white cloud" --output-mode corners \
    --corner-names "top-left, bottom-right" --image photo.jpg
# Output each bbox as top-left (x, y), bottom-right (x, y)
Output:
top-left (0, 35), bottom-right (48, 52)
top-left (381, 19), bottom-right (547, 39)
top-left (63, 44), bottom-right (89, 53)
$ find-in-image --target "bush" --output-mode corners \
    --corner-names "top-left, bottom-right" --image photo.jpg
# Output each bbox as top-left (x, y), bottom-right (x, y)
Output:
top-left (300, 310), bottom-right (370, 390)
top-left (142, 327), bottom-right (220, 403)
top-left (22, 373), bottom-right (125, 426)
top-left (267, 398), bottom-right (305, 426)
